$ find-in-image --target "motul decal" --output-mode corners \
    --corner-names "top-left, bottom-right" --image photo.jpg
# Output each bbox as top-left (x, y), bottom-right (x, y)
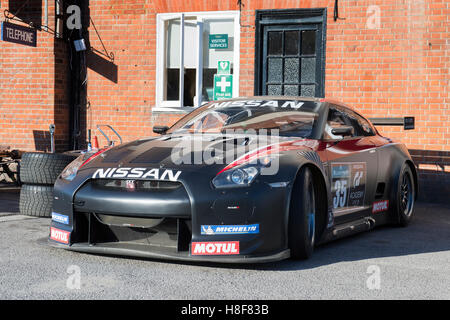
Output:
top-left (191, 241), bottom-right (240, 255)
top-left (50, 227), bottom-right (70, 244)
top-left (372, 200), bottom-right (389, 213)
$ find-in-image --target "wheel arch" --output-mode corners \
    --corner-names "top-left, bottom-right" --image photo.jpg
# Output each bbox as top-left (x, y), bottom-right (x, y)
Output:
top-left (290, 162), bottom-right (329, 242)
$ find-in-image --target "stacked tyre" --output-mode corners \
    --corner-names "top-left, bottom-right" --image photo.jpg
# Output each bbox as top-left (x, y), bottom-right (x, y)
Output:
top-left (19, 153), bottom-right (77, 217)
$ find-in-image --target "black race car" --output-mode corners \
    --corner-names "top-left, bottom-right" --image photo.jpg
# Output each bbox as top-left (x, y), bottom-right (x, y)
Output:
top-left (49, 97), bottom-right (417, 263)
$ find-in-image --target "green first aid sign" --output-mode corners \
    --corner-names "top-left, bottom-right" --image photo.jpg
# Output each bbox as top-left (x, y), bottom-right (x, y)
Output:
top-left (213, 74), bottom-right (233, 100)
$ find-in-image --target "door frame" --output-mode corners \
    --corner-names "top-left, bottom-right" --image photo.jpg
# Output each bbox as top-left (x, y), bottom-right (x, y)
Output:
top-left (254, 8), bottom-right (327, 98)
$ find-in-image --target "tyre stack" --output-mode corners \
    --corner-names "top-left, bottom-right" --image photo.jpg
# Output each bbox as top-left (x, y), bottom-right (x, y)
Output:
top-left (19, 153), bottom-right (77, 217)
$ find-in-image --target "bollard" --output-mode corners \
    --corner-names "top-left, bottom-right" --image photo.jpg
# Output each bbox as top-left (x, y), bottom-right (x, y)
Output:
top-left (49, 124), bottom-right (55, 153)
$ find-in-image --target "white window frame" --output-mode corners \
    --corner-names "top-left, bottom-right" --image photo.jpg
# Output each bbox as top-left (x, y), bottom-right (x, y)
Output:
top-left (155, 11), bottom-right (241, 113)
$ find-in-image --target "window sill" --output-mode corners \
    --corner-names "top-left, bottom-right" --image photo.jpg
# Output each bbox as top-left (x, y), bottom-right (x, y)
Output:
top-left (151, 107), bottom-right (197, 114)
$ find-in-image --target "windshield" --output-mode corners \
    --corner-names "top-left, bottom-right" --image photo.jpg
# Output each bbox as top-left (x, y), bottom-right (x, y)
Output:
top-left (167, 100), bottom-right (319, 137)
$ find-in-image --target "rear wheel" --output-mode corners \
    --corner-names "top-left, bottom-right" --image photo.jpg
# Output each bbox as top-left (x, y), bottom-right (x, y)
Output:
top-left (20, 152), bottom-right (77, 185)
top-left (19, 184), bottom-right (53, 217)
top-left (392, 164), bottom-right (415, 227)
top-left (288, 167), bottom-right (316, 260)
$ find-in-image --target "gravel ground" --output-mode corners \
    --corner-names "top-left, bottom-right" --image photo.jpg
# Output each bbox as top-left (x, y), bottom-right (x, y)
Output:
top-left (0, 188), bottom-right (448, 300)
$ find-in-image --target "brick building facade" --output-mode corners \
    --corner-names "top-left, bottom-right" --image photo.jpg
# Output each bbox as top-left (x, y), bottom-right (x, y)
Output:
top-left (0, 0), bottom-right (448, 201)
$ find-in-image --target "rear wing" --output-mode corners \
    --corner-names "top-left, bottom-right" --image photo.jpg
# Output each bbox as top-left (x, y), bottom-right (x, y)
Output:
top-left (369, 117), bottom-right (415, 130)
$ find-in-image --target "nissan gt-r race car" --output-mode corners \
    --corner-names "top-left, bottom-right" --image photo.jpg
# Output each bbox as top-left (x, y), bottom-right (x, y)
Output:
top-left (49, 97), bottom-right (417, 263)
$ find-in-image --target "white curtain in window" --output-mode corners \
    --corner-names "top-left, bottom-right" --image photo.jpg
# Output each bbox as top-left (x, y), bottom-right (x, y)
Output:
top-left (166, 19), bottom-right (198, 69)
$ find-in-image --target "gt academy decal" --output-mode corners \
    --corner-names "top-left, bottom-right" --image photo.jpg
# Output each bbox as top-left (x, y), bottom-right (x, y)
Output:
top-left (191, 241), bottom-right (240, 255)
top-left (52, 212), bottom-right (69, 225)
top-left (208, 100), bottom-right (304, 110)
top-left (92, 168), bottom-right (181, 181)
top-left (331, 162), bottom-right (366, 210)
top-left (201, 224), bottom-right (259, 235)
top-left (50, 227), bottom-right (70, 244)
top-left (372, 200), bottom-right (389, 213)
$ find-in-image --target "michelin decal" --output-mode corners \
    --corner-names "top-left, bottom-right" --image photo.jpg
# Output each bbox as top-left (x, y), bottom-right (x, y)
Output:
top-left (52, 212), bottom-right (69, 225)
top-left (201, 224), bottom-right (259, 235)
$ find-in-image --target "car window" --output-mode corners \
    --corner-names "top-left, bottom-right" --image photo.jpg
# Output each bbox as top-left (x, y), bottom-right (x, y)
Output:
top-left (324, 106), bottom-right (375, 139)
top-left (351, 111), bottom-right (376, 136)
top-left (168, 103), bottom-right (318, 137)
top-left (324, 107), bottom-right (356, 139)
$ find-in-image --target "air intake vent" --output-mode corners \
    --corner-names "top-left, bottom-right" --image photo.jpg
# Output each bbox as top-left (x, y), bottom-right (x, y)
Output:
top-left (375, 183), bottom-right (385, 199)
top-left (93, 179), bottom-right (181, 191)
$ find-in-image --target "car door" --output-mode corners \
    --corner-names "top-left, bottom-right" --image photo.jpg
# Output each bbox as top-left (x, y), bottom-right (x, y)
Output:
top-left (324, 105), bottom-right (378, 223)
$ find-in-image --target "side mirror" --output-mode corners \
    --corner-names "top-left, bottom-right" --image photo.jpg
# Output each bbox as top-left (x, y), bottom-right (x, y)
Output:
top-left (153, 125), bottom-right (169, 135)
top-left (331, 126), bottom-right (354, 137)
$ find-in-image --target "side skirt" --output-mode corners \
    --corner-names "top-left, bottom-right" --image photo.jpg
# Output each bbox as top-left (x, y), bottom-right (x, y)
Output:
top-left (317, 217), bottom-right (376, 244)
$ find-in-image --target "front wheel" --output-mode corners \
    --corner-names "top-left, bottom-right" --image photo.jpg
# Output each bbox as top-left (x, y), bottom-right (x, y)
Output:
top-left (288, 167), bottom-right (316, 260)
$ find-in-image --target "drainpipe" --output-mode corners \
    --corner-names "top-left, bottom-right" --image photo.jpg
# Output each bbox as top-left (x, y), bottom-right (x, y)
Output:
top-left (44, 0), bottom-right (48, 32)
top-left (55, 0), bottom-right (62, 38)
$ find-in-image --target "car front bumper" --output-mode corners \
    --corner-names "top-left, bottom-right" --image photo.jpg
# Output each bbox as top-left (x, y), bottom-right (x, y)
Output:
top-left (49, 172), bottom-right (294, 263)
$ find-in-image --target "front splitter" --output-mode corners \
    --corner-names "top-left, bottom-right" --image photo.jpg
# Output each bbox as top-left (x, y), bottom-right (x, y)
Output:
top-left (48, 240), bottom-right (290, 264)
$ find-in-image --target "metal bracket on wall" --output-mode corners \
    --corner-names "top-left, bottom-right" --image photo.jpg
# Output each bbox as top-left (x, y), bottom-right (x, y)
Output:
top-left (236, 0), bottom-right (253, 28)
top-left (89, 17), bottom-right (115, 62)
top-left (333, 0), bottom-right (346, 22)
top-left (3, 0), bottom-right (57, 37)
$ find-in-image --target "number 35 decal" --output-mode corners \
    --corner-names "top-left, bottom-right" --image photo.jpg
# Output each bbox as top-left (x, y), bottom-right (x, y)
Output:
top-left (333, 179), bottom-right (347, 208)
top-left (331, 163), bottom-right (366, 210)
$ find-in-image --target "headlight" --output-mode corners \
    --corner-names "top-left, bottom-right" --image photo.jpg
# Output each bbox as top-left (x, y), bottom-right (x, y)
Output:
top-left (212, 164), bottom-right (259, 188)
top-left (60, 155), bottom-right (85, 181)
top-left (212, 140), bottom-right (286, 188)
top-left (60, 148), bottom-right (109, 181)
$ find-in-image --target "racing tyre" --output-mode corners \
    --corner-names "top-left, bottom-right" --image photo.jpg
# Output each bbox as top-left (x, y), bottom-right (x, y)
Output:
top-left (20, 152), bottom-right (77, 185)
top-left (392, 164), bottom-right (415, 227)
top-left (289, 167), bottom-right (316, 260)
top-left (19, 184), bottom-right (53, 217)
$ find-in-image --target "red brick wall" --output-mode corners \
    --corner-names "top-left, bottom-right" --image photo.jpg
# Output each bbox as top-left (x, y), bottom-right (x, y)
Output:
top-left (81, 0), bottom-right (448, 149)
top-left (84, 0), bottom-right (155, 148)
top-left (85, 0), bottom-right (449, 203)
top-left (1, 0), bottom-right (447, 151)
top-left (0, 0), bottom-right (70, 152)
top-left (239, 0), bottom-right (448, 152)
top-left (0, 0), bottom-right (448, 201)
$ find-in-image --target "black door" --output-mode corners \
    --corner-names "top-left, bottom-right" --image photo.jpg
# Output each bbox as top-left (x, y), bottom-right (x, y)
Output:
top-left (255, 9), bottom-right (327, 98)
top-left (323, 105), bottom-right (379, 223)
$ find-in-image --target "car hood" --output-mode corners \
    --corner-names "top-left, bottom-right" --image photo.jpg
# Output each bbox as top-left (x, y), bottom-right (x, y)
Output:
top-left (80, 133), bottom-right (317, 175)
